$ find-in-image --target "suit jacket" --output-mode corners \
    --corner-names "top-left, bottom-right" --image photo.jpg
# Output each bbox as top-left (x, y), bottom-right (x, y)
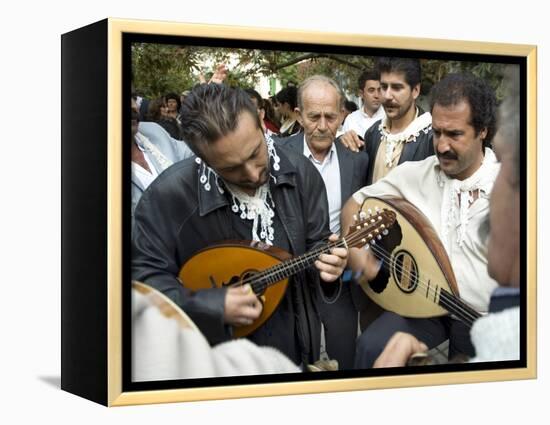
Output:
top-left (274, 132), bottom-right (371, 312)
top-left (274, 132), bottom-right (370, 208)
top-left (362, 107), bottom-right (435, 185)
top-left (131, 121), bottom-right (194, 218)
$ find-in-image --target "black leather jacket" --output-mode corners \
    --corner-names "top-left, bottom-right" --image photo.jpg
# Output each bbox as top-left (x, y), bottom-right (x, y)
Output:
top-left (132, 145), bottom-right (331, 364)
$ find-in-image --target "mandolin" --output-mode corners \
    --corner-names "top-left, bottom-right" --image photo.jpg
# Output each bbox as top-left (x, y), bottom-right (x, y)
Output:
top-left (179, 207), bottom-right (396, 338)
top-left (357, 197), bottom-right (481, 328)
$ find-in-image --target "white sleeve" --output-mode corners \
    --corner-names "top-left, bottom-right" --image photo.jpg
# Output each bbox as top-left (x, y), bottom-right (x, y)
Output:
top-left (352, 164), bottom-right (409, 204)
top-left (132, 289), bottom-right (299, 381)
top-left (212, 339), bottom-right (300, 375)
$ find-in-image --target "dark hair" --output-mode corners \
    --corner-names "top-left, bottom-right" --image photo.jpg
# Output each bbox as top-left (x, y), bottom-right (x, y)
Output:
top-left (164, 92), bottom-right (181, 111)
top-left (243, 88), bottom-right (264, 110)
top-left (344, 100), bottom-right (358, 113)
top-left (262, 97), bottom-right (280, 128)
top-left (429, 73), bottom-right (497, 148)
top-left (275, 86), bottom-right (298, 110)
top-left (145, 97), bottom-right (165, 121)
top-left (180, 84), bottom-right (262, 154)
top-left (358, 68), bottom-right (380, 91)
top-left (376, 57), bottom-right (421, 88)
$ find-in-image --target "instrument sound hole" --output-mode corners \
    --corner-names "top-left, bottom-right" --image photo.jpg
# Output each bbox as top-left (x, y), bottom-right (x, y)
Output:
top-left (391, 250), bottom-right (419, 293)
top-left (223, 275), bottom-right (241, 287)
top-left (222, 269), bottom-right (260, 290)
top-left (241, 269), bottom-right (262, 295)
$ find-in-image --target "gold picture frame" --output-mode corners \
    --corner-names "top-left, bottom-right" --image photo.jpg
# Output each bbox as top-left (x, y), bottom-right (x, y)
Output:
top-left (61, 17), bottom-right (537, 406)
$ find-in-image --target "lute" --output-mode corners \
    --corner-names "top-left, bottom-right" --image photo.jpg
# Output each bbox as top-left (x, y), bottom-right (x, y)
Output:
top-left (358, 197), bottom-right (482, 328)
top-left (179, 206), bottom-right (396, 337)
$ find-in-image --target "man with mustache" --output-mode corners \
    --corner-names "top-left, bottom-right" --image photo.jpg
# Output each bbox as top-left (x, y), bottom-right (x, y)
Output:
top-left (341, 57), bottom-right (434, 185)
top-left (341, 73), bottom-right (500, 368)
top-left (132, 83), bottom-right (348, 368)
top-left (275, 75), bottom-right (370, 369)
top-left (373, 71), bottom-right (521, 368)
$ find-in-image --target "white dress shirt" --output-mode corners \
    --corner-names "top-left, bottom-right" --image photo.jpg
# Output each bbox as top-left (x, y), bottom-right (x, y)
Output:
top-left (132, 138), bottom-right (160, 191)
top-left (303, 140), bottom-right (342, 235)
top-left (342, 106), bottom-right (386, 138)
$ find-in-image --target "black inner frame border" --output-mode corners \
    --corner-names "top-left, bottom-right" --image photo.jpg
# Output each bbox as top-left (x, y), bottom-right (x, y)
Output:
top-left (122, 31), bottom-right (528, 393)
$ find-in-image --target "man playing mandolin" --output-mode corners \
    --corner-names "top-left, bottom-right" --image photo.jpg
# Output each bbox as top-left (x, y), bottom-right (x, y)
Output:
top-left (373, 70), bottom-right (522, 367)
top-left (132, 83), bottom-right (348, 368)
top-left (341, 73), bottom-right (501, 368)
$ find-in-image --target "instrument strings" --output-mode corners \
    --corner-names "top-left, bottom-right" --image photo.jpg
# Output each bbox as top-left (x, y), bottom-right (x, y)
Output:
top-left (339, 226), bottom-right (481, 327)
top-left (367, 243), bottom-right (480, 327)
top-left (231, 215), bottom-right (479, 328)
top-left (236, 237), bottom-right (342, 292)
top-left (237, 223), bottom-right (376, 292)
top-left (236, 220), bottom-right (385, 293)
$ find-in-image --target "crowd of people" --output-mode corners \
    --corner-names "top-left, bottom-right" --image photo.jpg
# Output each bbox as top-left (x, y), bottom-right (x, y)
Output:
top-left (130, 57), bottom-right (521, 380)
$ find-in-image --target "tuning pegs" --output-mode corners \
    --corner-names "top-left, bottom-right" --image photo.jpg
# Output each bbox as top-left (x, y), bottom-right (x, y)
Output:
top-left (359, 211), bottom-right (367, 220)
top-left (382, 229), bottom-right (389, 236)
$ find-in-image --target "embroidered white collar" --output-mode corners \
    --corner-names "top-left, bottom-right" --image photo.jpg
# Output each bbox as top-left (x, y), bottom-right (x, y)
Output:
top-left (225, 182), bottom-right (276, 244)
top-left (436, 148), bottom-right (500, 250)
top-left (379, 110), bottom-right (432, 167)
top-left (195, 133), bottom-right (281, 245)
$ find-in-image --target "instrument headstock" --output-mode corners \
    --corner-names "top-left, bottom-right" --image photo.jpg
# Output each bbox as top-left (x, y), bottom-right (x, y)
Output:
top-left (345, 207), bottom-right (396, 249)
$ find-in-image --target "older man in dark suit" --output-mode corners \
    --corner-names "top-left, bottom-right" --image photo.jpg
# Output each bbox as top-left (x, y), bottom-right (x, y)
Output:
top-left (275, 75), bottom-right (369, 369)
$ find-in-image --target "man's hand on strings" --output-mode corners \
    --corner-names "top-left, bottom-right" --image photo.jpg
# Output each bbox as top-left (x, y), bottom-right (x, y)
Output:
top-left (315, 233), bottom-right (348, 282)
top-left (223, 284), bottom-right (263, 327)
top-left (340, 206), bottom-right (384, 284)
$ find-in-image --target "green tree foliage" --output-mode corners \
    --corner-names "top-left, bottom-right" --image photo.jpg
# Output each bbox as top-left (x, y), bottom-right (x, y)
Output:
top-left (131, 43), bottom-right (509, 102)
top-left (132, 43), bottom-right (198, 98)
top-left (420, 59), bottom-right (509, 102)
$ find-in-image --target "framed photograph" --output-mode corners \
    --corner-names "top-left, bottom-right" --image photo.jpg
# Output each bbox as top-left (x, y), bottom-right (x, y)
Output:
top-left (61, 17), bottom-right (537, 406)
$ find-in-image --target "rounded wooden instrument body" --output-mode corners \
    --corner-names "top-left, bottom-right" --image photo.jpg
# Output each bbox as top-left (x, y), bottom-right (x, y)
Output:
top-left (178, 242), bottom-right (290, 338)
top-left (133, 280), bottom-right (198, 331)
top-left (360, 197), bottom-right (460, 318)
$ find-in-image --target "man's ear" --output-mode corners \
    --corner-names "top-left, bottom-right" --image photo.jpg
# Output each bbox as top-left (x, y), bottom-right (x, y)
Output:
top-left (411, 83), bottom-right (421, 100)
top-left (295, 107), bottom-right (304, 126)
top-left (479, 127), bottom-right (488, 141)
